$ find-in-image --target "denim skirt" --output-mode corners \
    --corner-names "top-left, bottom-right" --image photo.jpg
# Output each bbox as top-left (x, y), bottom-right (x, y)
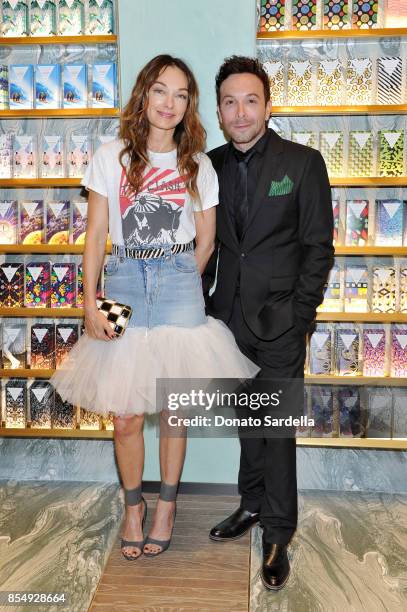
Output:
top-left (50, 244), bottom-right (259, 415)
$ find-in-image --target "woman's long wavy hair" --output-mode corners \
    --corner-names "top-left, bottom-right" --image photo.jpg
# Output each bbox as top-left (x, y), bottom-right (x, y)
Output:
top-left (119, 55), bottom-right (206, 199)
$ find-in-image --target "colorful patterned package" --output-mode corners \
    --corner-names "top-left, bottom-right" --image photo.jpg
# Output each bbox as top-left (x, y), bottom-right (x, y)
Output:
top-left (51, 262), bottom-right (76, 308)
top-left (0, 263), bottom-right (24, 307)
top-left (30, 322), bottom-right (55, 368)
top-left (25, 262), bottom-right (51, 307)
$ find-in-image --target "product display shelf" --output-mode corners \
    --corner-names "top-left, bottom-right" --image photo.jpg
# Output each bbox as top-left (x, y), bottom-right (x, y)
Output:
top-left (0, 426), bottom-right (405, 449)
top-left (0, 109), bottom-right (120, 118)
top-left (0, 6), bottom-right (121, 441)
top-left (0, 245), bottom-right (111, 254)
top-left (0, 35), bottom-right (117, 46)
top-left (272, 105), bottom-right (407, 116)
top-left (0, 178), bottom-right (81, 187)
top-left (330, 178), bottom-right (407, 187)
top-left (257, 28), bottom-right (407, 41)
top-left (257, 21), bottom-right (407, 449)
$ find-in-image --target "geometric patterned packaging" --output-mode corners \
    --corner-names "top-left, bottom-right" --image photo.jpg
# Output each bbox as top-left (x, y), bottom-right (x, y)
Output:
top-left (291, 131), bottom-right (316, 148)
top-left (0, 133), bottom-right (13, 179)
top-left (348, 131), bottom-right (373, 177)
top-left (91, 62), bottom-right (117, 109)
top-left (320, 131), bottom-right (344, 177)
top-left (52, 392), bottom-right (76, 429)
top-left (46, 200), bottom-right (70, 245)
top-left (332, 199), bottom-right (340, 244)
top-left (287, 60), bottom-right (314, 105)
top-left (19, 200), bottom-right (44, 245)
top-left (346, 59), bottom-right (373, 105)
top-left (317, 59), bottom-right (343, 105)
top-left (40, 136), bottom-right (64, 178)
top-left (0, 263), bottom-right (24, 308)
top-left (352, 0), bottom-right (378, 29)
top-left (259, 0), bottom-right (286, 31)
top-left (4, 379), bottom-right (27, 428)
top-left (0, 64), bottom-right (8, 111)
top-left (72, 200), bottom-right (87, 245)
top-left (372, 266), bottom-right (397, 313)
top-left (390, 324), bottom-right (407, 377)
top-left (392, 389), bottom-right (407, 438)
top-left (335, 325), bottom-right (362, 375)
top-left (68, 133), bottom-right (91, 178)
top-left (13, 134), bottom-right (36, 177)
top-left (30, 322), bottom-right (55, 369)
top-left (310, 386), bottom-right (334, 437)
top-left (318, 265), bottom-right (343, 312)
top-left (366, 388), bottom-right (392, 437)
top-left (338, 387), bottom-right (362, 437)
top-left (58, 0), bottom-right (84, 35)
top-left (375, 199), bottom-right (404, 246)
top-left (55, 323), bottom-right (78, 367)
top-left (29, 380), bottom-right (54, 429)
top-left (0, 200), bottom-right (17, 244)
top-left (323, 0), bottom-right (350, 29)
top-left (79, 407), bottom-right (101, 430)
top-left (378, 130), bottom-right (404, 177)
top-left (1, 323), bottom-right (27, 369)
top-left (50, 262), bottom-right (76, 308)
top-left (263, 61), bottom-right (285, 105)
top-left (345, 199), bottom-right (369, 246)
top-left (344, 265), bottom-right (369, 312)
top-left (30, 0), bottom-right (57, 37)
top-left (308, 323), bottom-right (333, 375)
top-left (400, 266), bottom-right (407, 313)
top-left (76, 263), bottom-right (83, 307)
top-left (1, 1), bottom-right (29, 37)
top-left (292, 0), bottom-right (319, 30)
top-left (25, 261), bottom-right (51, 308)
top-left (87, 0), bottom-right (115, 35)
top-left (362, 324), bottom-right (388, 376)
top-left (377, 57), bottom-right (403, 105)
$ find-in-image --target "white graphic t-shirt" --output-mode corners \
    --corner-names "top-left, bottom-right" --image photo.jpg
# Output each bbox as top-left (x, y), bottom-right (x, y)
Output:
top-left (82, 139), bottom-right (219, 247)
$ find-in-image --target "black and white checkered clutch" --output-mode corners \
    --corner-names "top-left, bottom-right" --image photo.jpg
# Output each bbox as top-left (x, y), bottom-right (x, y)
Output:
top-left (96, 297), bottom-right (133, 337)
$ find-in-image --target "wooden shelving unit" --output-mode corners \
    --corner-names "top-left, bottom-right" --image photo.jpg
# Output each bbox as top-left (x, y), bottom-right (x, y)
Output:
top-left (0, 108), bottom-right (120, 118)
top-left (330, 177), bottom-right (407, 187)
top-left (316, 312), bottom-right (407, 322)
top-left (0, 307), bottom-right (83, 317)
top-left (0, 34), bottom-right (117, 45)
top-left (0, 244), bottom-right (111, 254)
top-left (272, 104), bottom-right (407, 116)
top-left (334, 246), bottom-right (407, 256)
top-left (257, 27), bottom-right (407, 40)
top-left (0, 426), bottom-right (405, 448)
top-left (0, 178), bottom-right (82, 187)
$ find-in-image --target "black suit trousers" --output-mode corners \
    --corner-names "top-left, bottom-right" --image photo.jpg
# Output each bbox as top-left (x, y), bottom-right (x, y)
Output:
top-left (229, 295), bottom-right (306, 545)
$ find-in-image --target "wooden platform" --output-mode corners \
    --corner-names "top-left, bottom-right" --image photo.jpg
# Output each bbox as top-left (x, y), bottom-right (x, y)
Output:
top-left (90, 494), bottom-right (250, 611)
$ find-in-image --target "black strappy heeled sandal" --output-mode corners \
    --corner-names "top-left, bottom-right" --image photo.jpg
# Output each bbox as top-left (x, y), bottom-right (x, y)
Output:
top-left (143, 482), bottom-right (178, 557)
top-left (120, 485), bottom-right (147, 561)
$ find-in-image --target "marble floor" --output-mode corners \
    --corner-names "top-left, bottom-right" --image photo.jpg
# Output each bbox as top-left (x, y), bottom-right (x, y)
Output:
top-left (0, 480), bottom-right (122, 612)
top-left (250, 491), bottom-right (407, 612)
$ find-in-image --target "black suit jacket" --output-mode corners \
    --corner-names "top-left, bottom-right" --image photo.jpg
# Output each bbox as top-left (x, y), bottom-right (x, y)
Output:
top-left (203, 129), bottom-right (334, 341)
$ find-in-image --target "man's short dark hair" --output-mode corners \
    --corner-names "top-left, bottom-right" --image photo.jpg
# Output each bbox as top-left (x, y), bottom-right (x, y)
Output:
top-left (215, 55), bottom-right (270, 105)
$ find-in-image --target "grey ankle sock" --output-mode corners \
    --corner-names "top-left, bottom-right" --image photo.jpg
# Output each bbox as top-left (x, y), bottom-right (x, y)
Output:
top-left (124, 485), bottom-right (142, 506)
top-left (159, 481), bottom-right (178, 502)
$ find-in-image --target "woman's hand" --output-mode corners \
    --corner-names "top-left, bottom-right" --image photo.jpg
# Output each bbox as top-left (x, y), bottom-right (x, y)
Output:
top-left (84, 305), bottom-right (117, 341)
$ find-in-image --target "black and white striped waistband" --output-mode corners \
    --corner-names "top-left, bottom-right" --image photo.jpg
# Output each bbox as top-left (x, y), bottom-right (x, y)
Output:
top-left (111, 241), bottom-right (194, 260)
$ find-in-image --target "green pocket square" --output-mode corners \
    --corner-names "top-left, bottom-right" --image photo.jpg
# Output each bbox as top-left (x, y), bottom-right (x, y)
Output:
top-left (269, 175), bottom-right (294, 197)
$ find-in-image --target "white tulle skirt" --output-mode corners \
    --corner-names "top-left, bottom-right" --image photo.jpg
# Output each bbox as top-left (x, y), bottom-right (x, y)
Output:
top-left (50, 316), bottom-right (260, 416)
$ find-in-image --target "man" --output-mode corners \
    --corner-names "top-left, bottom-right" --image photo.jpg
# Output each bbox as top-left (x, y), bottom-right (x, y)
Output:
top-left (203, 56), bottom-right (334, 590)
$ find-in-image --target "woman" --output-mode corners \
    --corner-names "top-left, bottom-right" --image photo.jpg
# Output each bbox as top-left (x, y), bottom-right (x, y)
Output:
top-left (51, 55), bottom-right (258, 561)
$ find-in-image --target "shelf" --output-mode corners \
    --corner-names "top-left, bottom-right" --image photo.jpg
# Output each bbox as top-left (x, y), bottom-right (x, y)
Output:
top-left (0, 178), bottom-right (82, 187)
top-left (0, 108), bottom-right (120, 118)
top-left (0, 244), bottom-right (111, 254)
top-left (0, 369), bottom-right (53, 378)
top-left (305, 375), bottom-right (407, 386)
top-left (272, 105), bottom-right (407, 116)
top-left (0, 307), bottom-right (83, 317)
top-left (0, 34), bottom-right (117, 46)
top-left (296, 437), bottom-right (407, 449)
top-left (257, 27), bottom-right (407, 40)
top-left (0, 427), bottom-right (405, 447)
top-left (316, 312), bottom-right (407, 322)
top-left (334, 246), bottom-right (407, 256)
top-left (330, 177), bottom-right (407, 186)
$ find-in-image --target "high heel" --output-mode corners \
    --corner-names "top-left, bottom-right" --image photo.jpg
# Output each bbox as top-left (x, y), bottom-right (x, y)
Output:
top-left (120, 486), bottom-right (147, 561)
top-left (143, 482), bottom-right (178, 557)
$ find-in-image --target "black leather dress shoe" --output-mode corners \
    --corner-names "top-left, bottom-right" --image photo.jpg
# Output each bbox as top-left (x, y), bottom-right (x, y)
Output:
top-left (209, 506), bottom-right (260, 541)
top-left (261, 540), bottom-right (290, 591)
